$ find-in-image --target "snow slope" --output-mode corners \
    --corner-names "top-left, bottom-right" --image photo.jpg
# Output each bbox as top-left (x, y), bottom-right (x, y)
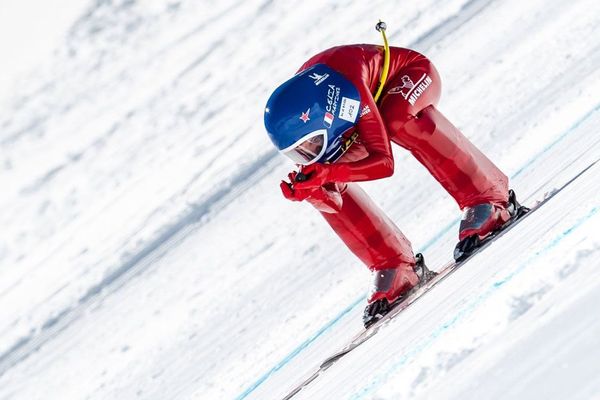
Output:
top-left (0, 0), bottom-right (599, 399)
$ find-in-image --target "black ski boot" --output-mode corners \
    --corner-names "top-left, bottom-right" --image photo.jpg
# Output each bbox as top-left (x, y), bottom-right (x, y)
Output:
top-left (362, 253), bottom-right (436, 328)
top-left (454, 190), bottom-right (529, 261)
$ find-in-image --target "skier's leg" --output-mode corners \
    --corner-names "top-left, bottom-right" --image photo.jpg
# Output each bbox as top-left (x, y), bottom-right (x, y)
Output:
top-left (389, 105), bottom-right (509, 211)
top-left (379, 58), bottom-right (511, 242)
top-left (316, 183), bottom-right (419, 303)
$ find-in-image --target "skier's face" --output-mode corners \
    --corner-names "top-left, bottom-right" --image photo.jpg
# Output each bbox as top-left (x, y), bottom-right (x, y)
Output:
top-left (282, 130), bottom-right (326, 165)
top-left (296, 135), bottom-right (323, 160)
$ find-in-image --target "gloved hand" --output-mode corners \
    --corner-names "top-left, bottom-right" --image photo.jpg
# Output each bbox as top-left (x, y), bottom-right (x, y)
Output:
top-left (280, 180), bottom-right (315, 201)
top-left (280, 171), bottom-right (344, 213)
top-left (280, 172), bottom-right (318, 202)
top-left (292, 163), bottom-right (349, 190)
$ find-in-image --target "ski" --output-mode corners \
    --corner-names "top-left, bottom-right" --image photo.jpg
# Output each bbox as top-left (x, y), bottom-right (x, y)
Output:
top-left (282, 156), bottom-right (599, 400)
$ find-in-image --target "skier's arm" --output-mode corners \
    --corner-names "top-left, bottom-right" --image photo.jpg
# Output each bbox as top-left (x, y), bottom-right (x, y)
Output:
top-left (333, 92), bottom-right (395, 181)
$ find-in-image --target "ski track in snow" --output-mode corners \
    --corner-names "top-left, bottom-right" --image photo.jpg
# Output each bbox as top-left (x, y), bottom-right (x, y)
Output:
top-left (0, 0), bottom-right (599, 399)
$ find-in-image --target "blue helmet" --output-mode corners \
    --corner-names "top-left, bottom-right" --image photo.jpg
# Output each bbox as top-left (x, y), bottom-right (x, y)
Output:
top-left (264, 64), bottom-right (361, 165)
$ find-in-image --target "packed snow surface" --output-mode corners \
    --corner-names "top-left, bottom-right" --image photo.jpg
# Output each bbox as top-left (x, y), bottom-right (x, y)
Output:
top-left (1, 0), bottom-right (599, 399)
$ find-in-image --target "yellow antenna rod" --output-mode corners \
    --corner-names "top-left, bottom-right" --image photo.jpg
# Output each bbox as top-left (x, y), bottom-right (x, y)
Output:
top-left (373, 20), bottom-right (391, 103)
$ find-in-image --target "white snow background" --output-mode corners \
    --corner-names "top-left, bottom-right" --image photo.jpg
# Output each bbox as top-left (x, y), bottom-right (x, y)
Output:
top-left (1, 0), bottom-right (599, 399)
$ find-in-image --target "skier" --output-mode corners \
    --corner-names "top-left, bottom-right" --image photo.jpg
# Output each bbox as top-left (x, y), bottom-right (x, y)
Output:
top-left (264, 38), bottom-right (523, 327)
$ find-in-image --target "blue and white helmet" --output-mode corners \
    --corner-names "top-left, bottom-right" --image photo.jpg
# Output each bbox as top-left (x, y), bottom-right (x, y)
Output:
top-left (264, 64), bottom-right (361, 165)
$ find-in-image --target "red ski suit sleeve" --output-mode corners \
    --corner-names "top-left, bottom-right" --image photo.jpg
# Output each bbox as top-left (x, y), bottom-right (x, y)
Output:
top-left (296, 45), bottom-right (422, 184)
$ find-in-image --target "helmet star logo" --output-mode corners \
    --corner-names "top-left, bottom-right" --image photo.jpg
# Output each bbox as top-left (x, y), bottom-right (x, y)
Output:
top-left (299, 108), bottom-right (310, 123)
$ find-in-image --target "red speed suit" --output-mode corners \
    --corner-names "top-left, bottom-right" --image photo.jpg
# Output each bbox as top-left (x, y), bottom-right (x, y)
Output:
top-left (290, 45), bottom-right (508, 292)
